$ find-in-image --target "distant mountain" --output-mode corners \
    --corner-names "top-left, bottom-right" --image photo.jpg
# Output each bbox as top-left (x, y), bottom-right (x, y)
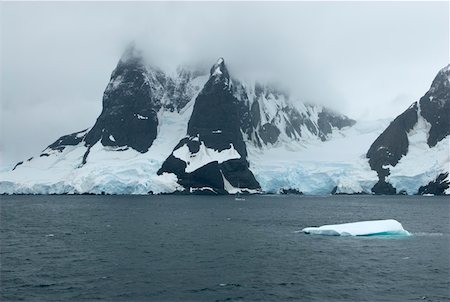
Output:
top-left (42, 45), bottom-right (207, 158)
top-left (233, 79), bottom-right (355, 148)
top-left (9, 46), bottom-right (447, 195)
top-left (158, 59), bottom-right (260, 194)
top-left (367, 64), bottom-right (450, 195)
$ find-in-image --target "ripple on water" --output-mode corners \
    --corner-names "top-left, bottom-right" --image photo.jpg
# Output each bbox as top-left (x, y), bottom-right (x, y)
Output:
top-left (1, 195), bottom-right (449, 301)
top-left (412, 232), bottom-right (444, 237)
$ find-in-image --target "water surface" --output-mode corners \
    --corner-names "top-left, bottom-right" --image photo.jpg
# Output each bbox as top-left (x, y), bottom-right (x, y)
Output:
top-left (1, 195), bottom-right (449, 301)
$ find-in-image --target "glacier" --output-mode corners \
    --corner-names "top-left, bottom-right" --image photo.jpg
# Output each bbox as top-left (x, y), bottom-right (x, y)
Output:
top-left (0, 119), bottom-right (387, 195)
top-left (302, 219), bottom-right (411, 236)
top-left (0, 118), bottom-right (394, 195)
top-left (247, 120), bottom-right (388, 195)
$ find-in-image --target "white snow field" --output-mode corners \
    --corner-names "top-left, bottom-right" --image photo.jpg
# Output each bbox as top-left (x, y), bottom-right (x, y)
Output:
top-left (247, 119), bottom-right (389, 195)
top-left (2, 114), bottom-right (447, 195)
top-left (0, 119), bottom-right (388, 195)
top-left (0, 72), bottom-right (210, 195)
top-left (302, 219), bottom-right (411, 236)
top-left (386, 112), bottom-right (450, 195)
top-left (0, 103), bottom-right (196, 195)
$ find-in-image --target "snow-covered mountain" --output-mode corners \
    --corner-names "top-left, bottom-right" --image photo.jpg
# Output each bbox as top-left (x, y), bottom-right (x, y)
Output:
top-left (0, 46), bottom-right (357, 195)
top-left (367, 64), bottom-right (450, 195)
top-left (232, 77), bottom-right (355, 148)
top-left (1, 46), bottom-right (448, 195)
top-left (158, 59), bottom-right (261, 194)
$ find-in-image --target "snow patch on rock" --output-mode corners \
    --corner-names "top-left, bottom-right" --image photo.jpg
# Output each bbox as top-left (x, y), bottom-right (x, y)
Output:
top-left (135, 114), bottom-right (148, 120)
top-left (173, 142), bottom-right (241, 173)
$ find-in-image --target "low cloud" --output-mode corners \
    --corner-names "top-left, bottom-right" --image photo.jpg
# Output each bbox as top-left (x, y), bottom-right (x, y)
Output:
top-left (1, 1), bottom-right (448, 165)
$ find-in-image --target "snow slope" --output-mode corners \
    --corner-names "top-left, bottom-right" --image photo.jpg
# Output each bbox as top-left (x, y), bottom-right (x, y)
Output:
top-left (247, 120), bottom-right (388, 194)
top-left (0, 99), bottom-right (199, 194)
top-left (0, 118), bottom-right (386, 195)
top-left (367, 64), bottom-right (450, 195)
top-left (387, 114), bottom-right (450, 195)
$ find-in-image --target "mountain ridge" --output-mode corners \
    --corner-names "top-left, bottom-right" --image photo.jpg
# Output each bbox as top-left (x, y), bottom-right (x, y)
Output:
top-left (2, 49), bottom-right (448, 195)
top-left (367, 64), bottom-right (450, 195)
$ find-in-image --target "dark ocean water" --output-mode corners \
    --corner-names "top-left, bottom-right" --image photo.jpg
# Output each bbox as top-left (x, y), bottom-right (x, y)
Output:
top-left (1, 195), bottom-right (449, 301)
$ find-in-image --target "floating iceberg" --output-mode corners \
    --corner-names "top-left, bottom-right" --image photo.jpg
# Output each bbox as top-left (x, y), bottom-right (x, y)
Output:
top-left (302, 219), bottom-right (410, 236)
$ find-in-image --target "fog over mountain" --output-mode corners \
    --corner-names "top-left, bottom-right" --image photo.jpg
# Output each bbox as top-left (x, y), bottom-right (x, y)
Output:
top-left (1, 1), bottom-right (448, 166)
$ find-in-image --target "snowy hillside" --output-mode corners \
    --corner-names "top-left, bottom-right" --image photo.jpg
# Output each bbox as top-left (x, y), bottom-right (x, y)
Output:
top-left (367, 64), bottom-right (450, 195)
top-left (249, 120), bottom-right (388, 194)
top-left (1, 46), bottom-right (448, 195)
top-left (387, 113), bottom-right (449, 195)
top-left (0, 100), bottom-right (198, 194)
top-left (158, 58), bottom-right (261, 194)
top-left (232, 80), bottom-right (355, 148)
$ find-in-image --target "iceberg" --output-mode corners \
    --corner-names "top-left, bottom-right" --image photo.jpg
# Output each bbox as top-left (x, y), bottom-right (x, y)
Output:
top-left (302, 219), bottom-right (410, 236)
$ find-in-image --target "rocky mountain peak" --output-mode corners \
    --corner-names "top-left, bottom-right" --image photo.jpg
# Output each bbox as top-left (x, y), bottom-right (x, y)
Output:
top-left (418, 65), bottom-right (450, 147)
top-left (210, 58), bottom-right (227, 75)
top-left (158, 58), bottom-right (260, 194)
top-left (429, 63), bottom-right (450, 95)
top-left (367, 64), bottom-right (450, 194)
top-left (207, 57), bottom-right (231, 88)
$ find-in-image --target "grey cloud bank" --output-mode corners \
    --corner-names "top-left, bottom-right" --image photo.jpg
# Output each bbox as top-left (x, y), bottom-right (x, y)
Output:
top-left (1, 1), bottom-right (448, 166)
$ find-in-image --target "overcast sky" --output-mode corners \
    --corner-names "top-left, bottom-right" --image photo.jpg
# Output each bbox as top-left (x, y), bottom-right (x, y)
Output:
top-left (1, 1), bottom-right (449, 167)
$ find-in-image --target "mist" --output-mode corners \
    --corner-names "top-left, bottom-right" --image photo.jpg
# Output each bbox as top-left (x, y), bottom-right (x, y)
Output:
top-left (1, 1), bottom-right (448, 167)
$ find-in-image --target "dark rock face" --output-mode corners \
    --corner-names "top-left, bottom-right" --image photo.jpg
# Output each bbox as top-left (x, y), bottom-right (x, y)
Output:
top-left (12, 161), bottom-right (23, 171)
top-left (259, 123), bottom-right (281, 144)
top-left (367, 103), bottom-right (418, 184)
top-left (280, 188), bottom-right (303, 195)
top-left (418, 173), bottom-right (449, 195)
top-left (186, 60), bottom-right (246, 157)
top-left (419, 67), bottom-right (450, 147)
top-left (47, 129), bottom-right (89, 152)
top-left (371, 180), bottom-right (397, 195)
top-left (317, 109), bottom-right (356, 141)
top-left (158, 58), bottom-right (260, 194)
top-left (367, 65), bottom-right (450, 194)
top-left (84, 47), bottom-right (163, 153)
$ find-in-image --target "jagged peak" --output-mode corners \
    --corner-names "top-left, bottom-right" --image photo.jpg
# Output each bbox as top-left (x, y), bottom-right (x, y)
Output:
top-left (429, 63), bottom-right (450, 93)
top-left (210, 57), bottom-right (229, 78)
top-left (440, 63), bottom-right (450, 85)
top-left (439, 63), bottom-right (450, 74)
top-left (434, 63), bottom-right (450, 82)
